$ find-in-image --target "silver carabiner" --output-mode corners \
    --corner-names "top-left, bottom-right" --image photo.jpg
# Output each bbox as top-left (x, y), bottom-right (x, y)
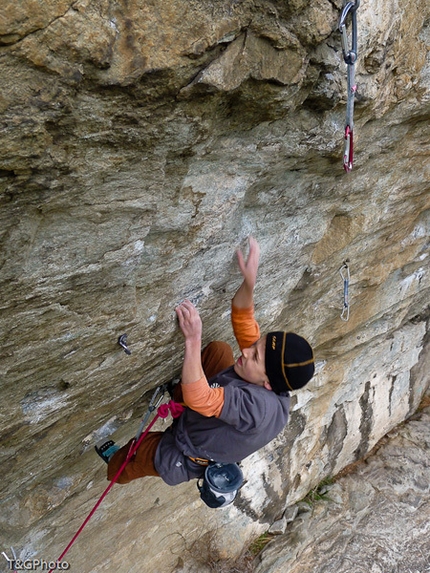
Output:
top-left (343, 125), bottom-right (353, 172)
top-left (134, 385), bottom-right (166, 440)
top-left (339, 261), bottom-right (350, 321)
top-left (149, 385), bottom-right (166, 411)
top-left (339, 0), bottom-right (360, 65)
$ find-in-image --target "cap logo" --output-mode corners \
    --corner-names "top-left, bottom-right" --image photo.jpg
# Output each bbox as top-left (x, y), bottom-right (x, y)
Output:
top-left (271, 335), bottom-right (277, 350)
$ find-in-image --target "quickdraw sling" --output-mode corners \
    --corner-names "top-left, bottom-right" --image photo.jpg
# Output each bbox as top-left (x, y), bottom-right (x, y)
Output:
top-left (339, 0), bottom-right (360, 172)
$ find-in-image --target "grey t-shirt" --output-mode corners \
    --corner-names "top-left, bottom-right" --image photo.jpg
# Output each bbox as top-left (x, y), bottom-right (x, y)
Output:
top-left (154, 366), bottom-right (290, 486)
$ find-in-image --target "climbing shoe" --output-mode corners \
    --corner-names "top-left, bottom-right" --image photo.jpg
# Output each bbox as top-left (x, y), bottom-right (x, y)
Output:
top-left (95, 439), bottom-right (120, 464)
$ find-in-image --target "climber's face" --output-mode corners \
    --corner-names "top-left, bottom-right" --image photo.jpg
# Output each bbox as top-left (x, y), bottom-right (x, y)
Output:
top-left (234, 336), bottom-right (272, 391)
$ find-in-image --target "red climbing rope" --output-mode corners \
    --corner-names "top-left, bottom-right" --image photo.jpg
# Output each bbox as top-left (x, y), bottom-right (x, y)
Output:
top-left (47, 399), bottom-right (184, 573)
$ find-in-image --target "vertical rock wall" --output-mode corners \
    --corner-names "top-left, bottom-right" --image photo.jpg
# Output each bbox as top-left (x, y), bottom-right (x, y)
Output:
top-left (0, 0), bottom-right (429, 570)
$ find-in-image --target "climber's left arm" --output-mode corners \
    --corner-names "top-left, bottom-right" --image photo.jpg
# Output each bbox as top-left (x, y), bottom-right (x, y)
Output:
top-left (175, 300), bottom-right (224, 417)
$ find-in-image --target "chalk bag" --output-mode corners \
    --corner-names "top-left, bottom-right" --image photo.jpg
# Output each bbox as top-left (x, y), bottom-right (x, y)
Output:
top-left (197, 462), bottom-right (243, 509)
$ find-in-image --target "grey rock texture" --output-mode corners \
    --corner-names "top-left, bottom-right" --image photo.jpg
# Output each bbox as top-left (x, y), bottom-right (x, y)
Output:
top-left (256, 397), bottom-right (430, 573)
top-left (0, 0), bottom-right (429, 571)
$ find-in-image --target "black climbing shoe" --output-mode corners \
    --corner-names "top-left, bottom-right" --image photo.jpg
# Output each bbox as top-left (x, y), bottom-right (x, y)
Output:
top-left (95, 439), bottom-right (120, 464)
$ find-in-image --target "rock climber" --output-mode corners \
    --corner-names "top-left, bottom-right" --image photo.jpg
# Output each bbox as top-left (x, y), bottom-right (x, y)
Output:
top-left (96, 236), bottom-right (315, 487)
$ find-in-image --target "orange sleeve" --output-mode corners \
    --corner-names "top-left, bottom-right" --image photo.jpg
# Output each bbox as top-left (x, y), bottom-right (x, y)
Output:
top-left (180, 305), bottom-right (260, 417)
top-left (181, 376), bottom-right (225, 418)
top-left (231, 304), bottom-right (261, 351)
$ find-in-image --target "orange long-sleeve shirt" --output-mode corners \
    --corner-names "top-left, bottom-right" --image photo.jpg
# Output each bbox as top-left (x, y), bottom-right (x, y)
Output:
top-left (181, 304), bottom-right (260, 418)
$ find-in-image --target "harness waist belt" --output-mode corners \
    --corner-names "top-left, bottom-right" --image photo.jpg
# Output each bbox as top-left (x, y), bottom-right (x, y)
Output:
top-left (188, 456), bottom-right (210, 467)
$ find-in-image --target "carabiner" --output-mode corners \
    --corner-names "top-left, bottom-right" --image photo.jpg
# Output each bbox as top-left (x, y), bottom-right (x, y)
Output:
top-left (339, 0), bottom-right (360, 65)
top-left (343, 125), bottom-right (353, 172)
top-left (339, 261), bottom-right (350, 321)
top-left (149, 385), bottom-right (166, 410)
top-left (134, 385), bottom-right (167, 440)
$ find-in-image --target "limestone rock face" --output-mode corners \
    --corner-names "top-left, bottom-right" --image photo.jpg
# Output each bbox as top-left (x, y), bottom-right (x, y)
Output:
top-left (256, 400), bottom-right (430, 573)
top-left (0, 0), bottom-right (429, 571)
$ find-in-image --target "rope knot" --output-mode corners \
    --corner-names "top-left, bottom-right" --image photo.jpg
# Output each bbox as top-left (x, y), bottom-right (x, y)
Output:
top-left (158, 400), bottom-right (185, 419)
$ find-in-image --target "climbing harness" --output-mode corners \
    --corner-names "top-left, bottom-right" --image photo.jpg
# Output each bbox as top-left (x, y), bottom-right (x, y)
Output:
top-left (339, 0), bottom-right (360, 172)
top-left (339, 261), bottom-right (350, 321)
top-left (197, 462), bottom-right (244, 509)
top-left (47, 386), bottom-right (183, 573)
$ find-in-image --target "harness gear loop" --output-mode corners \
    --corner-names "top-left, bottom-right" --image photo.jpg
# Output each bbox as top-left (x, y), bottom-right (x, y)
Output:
top-left (339, 0), bottom-right (360, 172)
top-left (339, 261), bottom-right (351, 321)
top-left (189, 456), bottom-right (210, 467)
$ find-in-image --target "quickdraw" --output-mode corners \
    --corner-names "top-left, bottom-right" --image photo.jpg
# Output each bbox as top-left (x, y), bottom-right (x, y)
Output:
top-left (339, 0), bottom-right (360, 172)
top-left (339, 261), bottom-right (350, 321)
